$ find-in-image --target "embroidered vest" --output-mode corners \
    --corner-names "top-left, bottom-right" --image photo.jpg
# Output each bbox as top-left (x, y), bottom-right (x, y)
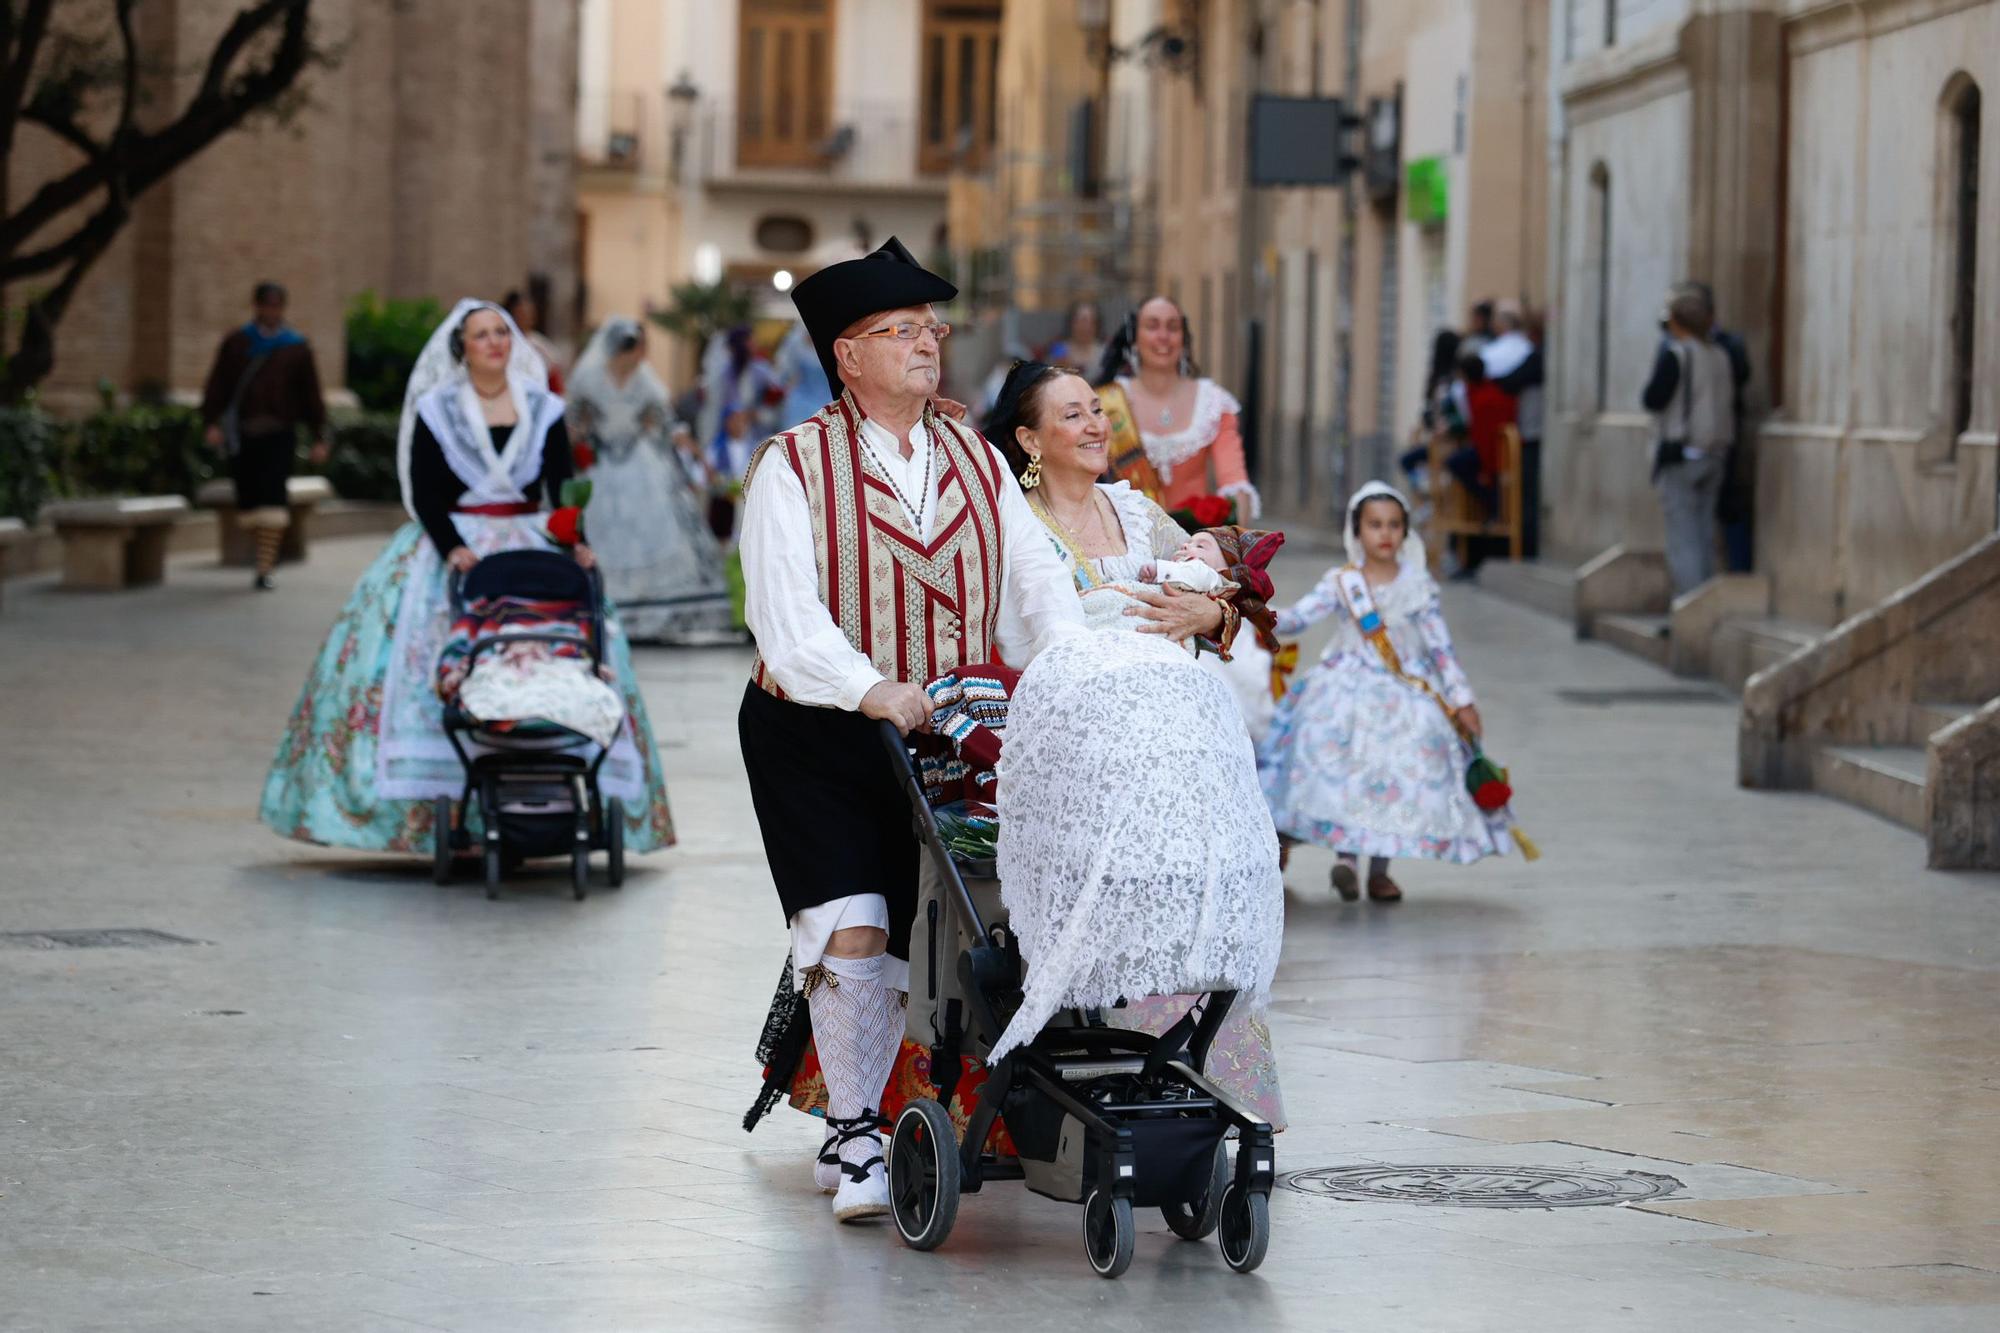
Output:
top-left (746, 392), bottom-right (1007, 700)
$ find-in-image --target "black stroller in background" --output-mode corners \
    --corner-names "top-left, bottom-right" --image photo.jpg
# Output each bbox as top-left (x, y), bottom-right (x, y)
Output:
top-left (876, 723), bottom-right (1277, 1279)
top-left (430, 549), bottom-right (627, 901)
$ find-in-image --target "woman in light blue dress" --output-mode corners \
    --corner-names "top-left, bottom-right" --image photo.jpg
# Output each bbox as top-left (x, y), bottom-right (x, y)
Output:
top-left (260, 300), bottom-right (675, 855)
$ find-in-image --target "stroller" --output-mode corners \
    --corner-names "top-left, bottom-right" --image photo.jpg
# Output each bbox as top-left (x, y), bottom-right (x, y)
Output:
top-left (430, 548), bottom-right (627, 901)
top-left (876, 721), bottom-right (1276, 1279)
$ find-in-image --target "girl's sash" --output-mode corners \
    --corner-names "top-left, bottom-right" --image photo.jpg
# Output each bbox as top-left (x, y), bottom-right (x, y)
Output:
top-left (1333, 566), bottom-right (1470, 742)
top-left (1097, 381), bottom-right (1162, 499)
top-left (1333, 565), bottom-right (1538, 860)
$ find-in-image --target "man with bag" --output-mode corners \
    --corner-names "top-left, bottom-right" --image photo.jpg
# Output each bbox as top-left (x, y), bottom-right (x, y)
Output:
top-left (1641, 283), bottom-right (1746, 595)
top-left (200, 281), bottom-right (329, 590)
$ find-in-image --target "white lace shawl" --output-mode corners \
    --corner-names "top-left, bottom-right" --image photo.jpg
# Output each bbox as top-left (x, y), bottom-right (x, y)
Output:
top-left (396, 299), bottom-right (561, 519)
top-left (1114, 376), bottom-right (1242, 479)
top-left (991, 623), bottom-right (1283, 1061)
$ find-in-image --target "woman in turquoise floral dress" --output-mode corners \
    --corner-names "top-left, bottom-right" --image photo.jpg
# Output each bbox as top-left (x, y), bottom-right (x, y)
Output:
top-left (260, 300), bottom-right (675, 856)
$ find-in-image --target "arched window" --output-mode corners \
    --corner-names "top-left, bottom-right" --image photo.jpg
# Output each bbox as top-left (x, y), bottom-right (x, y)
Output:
top-left (1944, 75), bottom-right (1981, 439)
top-left (1590, 161), bottom-right (1612, 413)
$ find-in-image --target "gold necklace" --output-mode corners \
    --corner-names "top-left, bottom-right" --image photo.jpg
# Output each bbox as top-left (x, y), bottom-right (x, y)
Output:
top-left (1034, 489), bottom-right (1102, 546)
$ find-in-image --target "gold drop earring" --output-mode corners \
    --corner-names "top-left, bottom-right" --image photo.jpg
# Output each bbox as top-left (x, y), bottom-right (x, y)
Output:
top-left (1022, 454), bottom-right (1043, 490)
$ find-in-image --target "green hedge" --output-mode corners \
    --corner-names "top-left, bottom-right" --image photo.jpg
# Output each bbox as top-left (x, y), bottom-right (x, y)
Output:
top-left (0, 402), bottom-right (401, 520)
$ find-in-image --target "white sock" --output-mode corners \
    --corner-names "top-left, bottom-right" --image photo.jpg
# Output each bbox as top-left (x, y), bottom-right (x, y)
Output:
top-left (808, 953), bottom-right (905, 1185)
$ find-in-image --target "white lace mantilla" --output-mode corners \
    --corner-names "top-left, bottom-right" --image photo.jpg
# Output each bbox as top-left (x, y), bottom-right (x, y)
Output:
top-left (1116, 377), bottom-right (1241, 477)
top-left (992, 629), bottom-right (1283, 1060)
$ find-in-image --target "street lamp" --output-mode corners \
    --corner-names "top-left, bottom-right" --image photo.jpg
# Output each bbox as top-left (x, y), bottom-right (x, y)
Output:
top-left (667, 70), bottom-right (699, 183)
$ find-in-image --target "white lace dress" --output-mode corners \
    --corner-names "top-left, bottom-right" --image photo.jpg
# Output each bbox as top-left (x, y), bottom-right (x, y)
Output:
top-left (993, 486), bottom-right (1286, 1128)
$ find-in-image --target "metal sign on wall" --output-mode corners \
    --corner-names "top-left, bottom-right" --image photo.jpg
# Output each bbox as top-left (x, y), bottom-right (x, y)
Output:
top-left (1247, 94), bottom-right (1361, 187)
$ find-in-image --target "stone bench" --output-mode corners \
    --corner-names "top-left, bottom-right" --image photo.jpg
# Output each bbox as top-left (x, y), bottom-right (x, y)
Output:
top-left (195, 475), bottom-right (335, 567)
top-left (42, 496), bottom-right (190, 590)
top-left (0, 517), bottom-right (28, 610)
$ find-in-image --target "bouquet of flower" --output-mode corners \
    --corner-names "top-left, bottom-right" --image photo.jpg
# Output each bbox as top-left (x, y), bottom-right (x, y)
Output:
top-left (571, 441), bottom-right (597, 471)
top-left (1168, 493), bottom-right (1237, 533)
top-left (934, 800), bottom-right (998, 869)
top-left (1464, 745), bottom-right (1539, 860)
top-left (546, 477), bottom-right (592, 547)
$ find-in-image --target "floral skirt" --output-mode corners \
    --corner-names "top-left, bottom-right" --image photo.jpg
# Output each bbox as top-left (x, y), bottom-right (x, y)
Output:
top-left (1259, 652), bottom-right (1511, 863)
top-left (259, 519), bottom-right (675, 855)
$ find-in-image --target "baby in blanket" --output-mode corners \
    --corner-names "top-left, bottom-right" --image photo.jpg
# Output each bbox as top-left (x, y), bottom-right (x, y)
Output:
top-left (1079, 527), bottom-right (1239, 635)
top-left (436, 595), bottom-right (625, 747)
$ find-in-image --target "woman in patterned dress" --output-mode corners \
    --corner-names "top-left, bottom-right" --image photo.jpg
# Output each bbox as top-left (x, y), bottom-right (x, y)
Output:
top-left (259, 300), bottom-right (675, 857)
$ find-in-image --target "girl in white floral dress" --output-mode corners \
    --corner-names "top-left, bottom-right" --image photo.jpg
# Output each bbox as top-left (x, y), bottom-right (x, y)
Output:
top-left (1259, 481), bottom-right (1518, 901)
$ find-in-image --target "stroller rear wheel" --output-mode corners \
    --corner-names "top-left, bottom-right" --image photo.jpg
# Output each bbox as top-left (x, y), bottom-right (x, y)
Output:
top-left (603, 797), bottom-right (626, 887)
top-left (889, 1099), bottom-right (960, 1251)
top-left (1163, 1139), bottom-right (1230, 1241)
top-left (431, 797), bottom-right (455, 886)
top-left (1217, 1182), bottom-right (1270, 1274)
top-left (1082, 1189), bottom-right (1135, 1279)
top-left (482, 842), bottom-right (502, 900)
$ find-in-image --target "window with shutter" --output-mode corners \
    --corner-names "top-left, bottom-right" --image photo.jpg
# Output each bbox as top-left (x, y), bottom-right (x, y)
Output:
top-left (918, 1), bottom-right (1001, 175)
top-left (738, 0), bottom-right (834, 169)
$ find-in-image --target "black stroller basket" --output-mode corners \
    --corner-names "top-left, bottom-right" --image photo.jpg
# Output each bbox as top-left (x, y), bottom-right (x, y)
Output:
top-left (433, 548), bottom-right (627, 900)
top-left (875, 721), bottom-right (1277, 1279)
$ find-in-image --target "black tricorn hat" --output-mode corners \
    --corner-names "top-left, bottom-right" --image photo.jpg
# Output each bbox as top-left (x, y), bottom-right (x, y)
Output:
top-left (791, 236), bottom-right (957, 389)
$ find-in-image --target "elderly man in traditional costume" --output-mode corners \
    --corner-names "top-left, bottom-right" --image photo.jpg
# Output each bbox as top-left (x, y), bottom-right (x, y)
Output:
top-left (738, 238), bottom-right (1085, 1222)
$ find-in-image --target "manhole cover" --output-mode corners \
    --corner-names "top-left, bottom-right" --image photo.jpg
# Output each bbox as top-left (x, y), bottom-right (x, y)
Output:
top-left (1280, 1164), bottom-right (1681, 1208)
top-left (1555, 687), bottom-right (1726, 707)
top-left (0, 928), bottom-right (204, 950)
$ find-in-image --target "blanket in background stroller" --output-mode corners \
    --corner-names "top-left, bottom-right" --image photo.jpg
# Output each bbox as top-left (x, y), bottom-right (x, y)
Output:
top-left (436, 595), bottom-right (624, 747)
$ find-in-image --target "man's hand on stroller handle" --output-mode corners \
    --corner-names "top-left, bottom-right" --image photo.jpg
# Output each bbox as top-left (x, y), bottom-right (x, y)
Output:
top-left (861, 680), bottom-right (933, 735)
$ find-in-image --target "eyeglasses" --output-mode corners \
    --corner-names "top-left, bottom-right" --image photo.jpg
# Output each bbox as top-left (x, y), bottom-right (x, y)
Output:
top-left (851, 321), bottom-right (952, 344)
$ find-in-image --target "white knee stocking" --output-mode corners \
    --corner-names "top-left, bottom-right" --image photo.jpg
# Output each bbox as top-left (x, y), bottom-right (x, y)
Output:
top-left (807, 953), bottom-right (905, 1187)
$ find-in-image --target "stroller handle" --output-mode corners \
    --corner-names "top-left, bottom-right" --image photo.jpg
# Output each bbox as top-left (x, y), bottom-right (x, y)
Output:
top-left (876, 719), bottom-right (995, 952)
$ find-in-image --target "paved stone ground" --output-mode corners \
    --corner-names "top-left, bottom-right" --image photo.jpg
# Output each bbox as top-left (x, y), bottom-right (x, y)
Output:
top-left (3, 535), bottom-right (1999, 1332)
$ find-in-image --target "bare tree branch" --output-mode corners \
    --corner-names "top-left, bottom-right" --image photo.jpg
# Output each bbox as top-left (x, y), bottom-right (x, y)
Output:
top-left (0, 0), bottom-right (57, 162)
top-left (0, 0), bottom-right (327, 401)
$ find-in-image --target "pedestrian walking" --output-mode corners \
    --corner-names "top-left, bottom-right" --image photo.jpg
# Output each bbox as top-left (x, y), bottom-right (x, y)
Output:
top-left (1481, 300), bottom-right (1544, 558)
top-left (566, 317), bottom-right (736, 643)
top-left (1259, 481), bottom-right (1527, 902)
top-left (734, 238), bottom-right (1087, 1222)
top-left (1642, 283), bottom-right (1745, 595)
top-left (199, 281), bottom-right (328, 590)
top-left (1092, 295), bottom-right (1260, 520)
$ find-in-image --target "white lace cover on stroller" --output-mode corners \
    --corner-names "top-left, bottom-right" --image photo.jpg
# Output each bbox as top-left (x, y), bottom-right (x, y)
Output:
top-left (456, 644), bottom-right (624, 747)
top-left (992, 629), bottom-right (1284, 1061)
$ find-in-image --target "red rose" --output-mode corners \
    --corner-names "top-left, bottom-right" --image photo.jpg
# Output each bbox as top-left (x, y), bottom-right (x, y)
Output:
top-left (547, 505), bottom-right (585, 546)
top-left (1473, 778), bottom-right (1513, 811)
top-left (572, 441), bottom-right (596, 471)
top-left (1190, 495), bottom-right (1232, 526)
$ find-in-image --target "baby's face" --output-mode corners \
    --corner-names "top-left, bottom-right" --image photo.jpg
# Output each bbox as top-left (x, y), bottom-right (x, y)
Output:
top-left (1175, 531), bottom-right (1227, 572)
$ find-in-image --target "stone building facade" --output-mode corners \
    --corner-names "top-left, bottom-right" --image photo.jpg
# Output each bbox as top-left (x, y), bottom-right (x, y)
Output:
top-left (1546, 0), bottom-right (1997, 623)
top-left (5, 0), bottom-right (578, 412)
top-left (577, 0), bottom-right (997, 385)
top-left (1091, 0), bottom-right (1547, 528)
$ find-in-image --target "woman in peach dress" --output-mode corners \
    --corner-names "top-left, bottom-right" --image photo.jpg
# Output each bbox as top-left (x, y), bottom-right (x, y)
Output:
top-left (1092, 295), bottom-right (1259, 522)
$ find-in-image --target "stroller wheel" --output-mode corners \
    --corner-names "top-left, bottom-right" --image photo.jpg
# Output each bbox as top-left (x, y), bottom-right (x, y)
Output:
top-left (1082, 1189), bottom-right (1135, 1279)
top-left (1163, 1139), bottom-right (1230, 1241)
top-left (431, 797), bottom-right (455, 886)
top-left (483, 842), bottom-right (502, 901)
top-left (604, 797), bottom-right (626, 887)
top-left (570, 844), bottom-right (590, 901)
top-left (889, 1098), bottom-right (960, 1251)
top-left (1217, 1182), bottom-right (1270, 1274)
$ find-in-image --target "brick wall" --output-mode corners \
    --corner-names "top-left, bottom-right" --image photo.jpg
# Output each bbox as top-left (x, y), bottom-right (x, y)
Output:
top-left (4, 0), bottom-right (577, 412)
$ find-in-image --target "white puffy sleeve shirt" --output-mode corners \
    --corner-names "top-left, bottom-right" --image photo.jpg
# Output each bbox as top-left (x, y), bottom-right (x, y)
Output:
top-left (740, 417), bottom-right (1085, 710)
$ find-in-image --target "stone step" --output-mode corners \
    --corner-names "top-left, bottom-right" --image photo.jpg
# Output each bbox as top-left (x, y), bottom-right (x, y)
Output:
top-left (1911, 701), bottom-right (1978, 740)
top-left (1812, 745), bottom-right (1927, 832)
top-left (1712, 616), bottom-right (1825, 694)
top-left (1478, 559), bottom-right (1576, 623)
top-left (1594, 613), bottom-right (1672, 668)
